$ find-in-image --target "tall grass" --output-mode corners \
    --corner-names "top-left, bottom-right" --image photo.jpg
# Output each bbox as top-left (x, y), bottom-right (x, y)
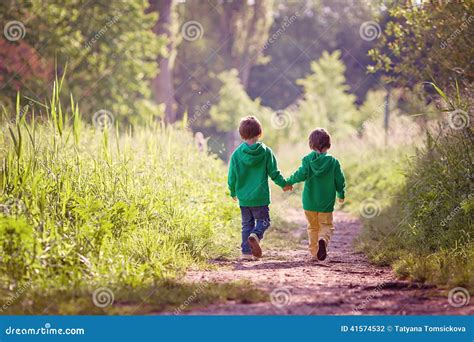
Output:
top-left (356, 126), bottom-right (473, 288)
top-left (352, 86), bottom-right (473, 289)
top-left (0, 82), bottom-right (239, 294)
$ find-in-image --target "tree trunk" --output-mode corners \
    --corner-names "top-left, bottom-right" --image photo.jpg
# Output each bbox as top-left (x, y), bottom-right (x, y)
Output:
top-left (150, 0), bottom-right (177, 123)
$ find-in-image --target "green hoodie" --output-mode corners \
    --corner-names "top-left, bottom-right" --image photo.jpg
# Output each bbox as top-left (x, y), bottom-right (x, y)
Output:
top-left (228, 142), bottom-right (287, 207)
top-left (286, 151), bottom-right (346, 212)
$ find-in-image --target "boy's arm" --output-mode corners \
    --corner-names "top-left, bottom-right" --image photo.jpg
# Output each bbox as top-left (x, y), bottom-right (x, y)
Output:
top-left (266, 149), bottom-right (287, 188)
top-left (286, 159), bottom-right (308, 185)
top-left (228, 155), bottom-right (237, 198)
top-left (335, 160), bottom-right (346, 199)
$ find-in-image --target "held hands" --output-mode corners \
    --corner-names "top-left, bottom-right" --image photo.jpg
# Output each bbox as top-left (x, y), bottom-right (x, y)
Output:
top-left (338, 198), bottom-right (345, 204)
top-left (283, 184), bottom-right (293, 192)
top-left (232, 197), bottom-right (237, 201)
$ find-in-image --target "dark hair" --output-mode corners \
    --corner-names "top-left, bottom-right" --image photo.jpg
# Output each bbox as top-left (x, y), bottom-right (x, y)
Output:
top-left (239, 116), bottom-right (262, 140)
top-left (309, 128), bottom-right (331, 151)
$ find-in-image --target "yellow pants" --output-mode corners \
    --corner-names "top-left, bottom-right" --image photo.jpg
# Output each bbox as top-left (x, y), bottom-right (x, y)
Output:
top-left (304, 211), bottom-right (334, 257)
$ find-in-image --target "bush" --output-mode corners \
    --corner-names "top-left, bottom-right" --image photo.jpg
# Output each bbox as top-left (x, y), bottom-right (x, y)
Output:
top-left (356, 127), bottom-right (473, 288)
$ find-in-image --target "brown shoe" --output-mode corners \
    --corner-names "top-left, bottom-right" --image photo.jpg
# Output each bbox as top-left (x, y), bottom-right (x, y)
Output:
top-left (248, 233), bottom-right (262, 258)
top-left (317, 239), bottom-right (327, 261)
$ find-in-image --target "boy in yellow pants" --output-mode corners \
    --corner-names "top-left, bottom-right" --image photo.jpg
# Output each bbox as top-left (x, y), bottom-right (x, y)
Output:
top-left (285, 128), bottom-right (346, 261)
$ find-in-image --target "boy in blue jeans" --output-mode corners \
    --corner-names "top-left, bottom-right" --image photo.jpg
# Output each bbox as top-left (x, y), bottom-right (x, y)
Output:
top-left (228, 116), bottom-right (292, 259)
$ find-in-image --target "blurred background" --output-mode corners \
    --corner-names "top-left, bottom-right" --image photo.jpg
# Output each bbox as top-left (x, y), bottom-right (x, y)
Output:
top-left (1, 0), bottom-right (471, 154)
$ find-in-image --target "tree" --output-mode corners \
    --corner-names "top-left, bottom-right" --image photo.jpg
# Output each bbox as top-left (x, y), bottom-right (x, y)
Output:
top-left (217, 0), bottom-right (274, 88)
top-left (0, 0), bottom-right (166, 125)
top-left (368, 2), bottom-right (473, 93)
top-left (172, 0), bottom-right (274, 126)
top-left (149, 0), bottom-right (179, 123)
top-left (248, 0), bottom-right (381, 110)
top-left (208, 69), bottom-right (283, 158)
top-left (295, 50), bottom-right (358, 139)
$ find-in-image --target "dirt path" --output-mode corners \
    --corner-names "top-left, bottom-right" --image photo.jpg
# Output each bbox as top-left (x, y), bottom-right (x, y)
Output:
top-left (183, 210), bottom-right (473, 315)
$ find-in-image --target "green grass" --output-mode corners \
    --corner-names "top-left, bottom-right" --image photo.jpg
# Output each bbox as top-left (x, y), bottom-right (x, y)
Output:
top-left (0, 83), bottom-right (255, 313)
top-left (346, 129), bottom-right (473, 289)
top-left (0, 280), bottom-right (267, 315)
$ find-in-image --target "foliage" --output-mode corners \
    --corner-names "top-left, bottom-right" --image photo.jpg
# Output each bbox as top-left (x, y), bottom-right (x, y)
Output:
top-left (173, 0), bottom-right (274, 124)
top-left (248, 0), bottom-right (381, 109)
top-left (368, 2), bottom-right (473, 92)
top-left (208, 69), bottom-right (286, 148)
top-left (0, 85), bottom-right (240, 294)
top-left (294, 50), bottom-right (359, 139)
top-left (0, 0), bottom-right (165, 124)
top-left (1, 279), bottom-right (267, 315)
top-left (353, 84), bottom-right (473, 288)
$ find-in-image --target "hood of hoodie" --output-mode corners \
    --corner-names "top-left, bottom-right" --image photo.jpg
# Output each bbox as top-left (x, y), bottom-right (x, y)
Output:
top-left (239, 142), bottom-right (266, 166)
top-left (309, 152), bottom-right (336, 176)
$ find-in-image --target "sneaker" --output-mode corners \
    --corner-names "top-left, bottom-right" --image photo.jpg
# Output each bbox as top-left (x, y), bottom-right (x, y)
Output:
top-left (317, 239), bottom-right (327, 261)
top-left (248, 233), bottom-right (262, 258)
top-left (240, 253), bottom-right (254, 261)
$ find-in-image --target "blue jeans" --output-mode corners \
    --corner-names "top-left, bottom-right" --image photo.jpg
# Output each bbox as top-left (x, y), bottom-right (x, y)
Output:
top-left (240, 205), bottom-right (271, 254)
